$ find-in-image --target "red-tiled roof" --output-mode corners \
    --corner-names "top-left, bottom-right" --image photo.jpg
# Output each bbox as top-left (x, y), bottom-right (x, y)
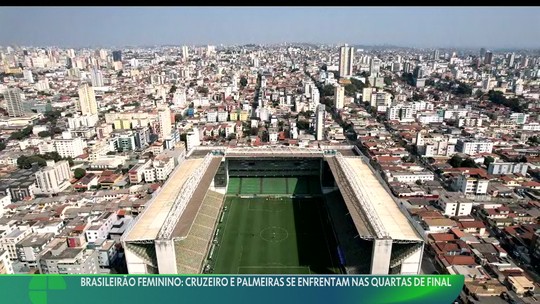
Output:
top-left (443, 255), bottom-right (476, 266)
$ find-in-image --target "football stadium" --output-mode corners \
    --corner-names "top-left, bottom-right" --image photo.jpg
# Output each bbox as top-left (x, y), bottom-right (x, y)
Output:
top-left (122, 146), bottom-right (424, 275)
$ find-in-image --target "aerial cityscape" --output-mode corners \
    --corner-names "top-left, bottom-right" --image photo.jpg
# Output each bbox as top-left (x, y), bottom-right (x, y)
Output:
top-left (1, 6), bottom-right (540, 304)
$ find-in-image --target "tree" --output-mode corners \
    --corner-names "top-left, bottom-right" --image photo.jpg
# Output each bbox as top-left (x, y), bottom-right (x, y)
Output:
top-left (484, 156), bottom-right (495, 167)
top-left (51, 127), bottom-right (63, 135)
top-left (454, 82), bottom-right (472, 97)
top-left (17, 155), bottom-right (47, 169)
top-left (38, 131), bottom-right (52, 138)
top-left (412, 93), bottom-right (425, 101)
top-left (74, 168), bottom-right (86, 179)
top-left (474, 90), bottom-right (483, 99)
top-left (384, 77), bottom-right (392, 86)
top-left (174, 113), bottom-right (183, 122)
top-left (401, 72), bottom-right (415, 86)
top-left (344, 84), bottom-right (357, 97)
top-left (9, 132), bottom-right (25, 140)
top-left (321, 84), bottom-right (335, 97)
top-left (296, 120), bottom-right (310, 130)
top-left (197, 87), bottom-right (209, 94)
top-left (488, 90), bottom-right (523, 112)
top-left (461, 158), bottom-right (477, 168)
top-left (42, 152), bottom-right (63, 162)
top-left (449, 155), bottom-right (463, 168)
top-left (227, 133), bottom-right (237, 141)
top-left (0, 142), bottom-right (5, 151)
top-left (240, 76), bottom-right (248, 88)
top-left (169, 85), bottom-right (177, 94)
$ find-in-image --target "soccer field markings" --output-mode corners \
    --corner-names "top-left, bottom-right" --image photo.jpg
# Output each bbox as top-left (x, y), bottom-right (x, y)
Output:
top-left (214, 197), bottom-right (339, 274)
top-left (248, 199), bottom-right (287, 212)
top-left (211, 200), bottom-right (233, 270)
top-left (259, 226), bottom-right (289, 243)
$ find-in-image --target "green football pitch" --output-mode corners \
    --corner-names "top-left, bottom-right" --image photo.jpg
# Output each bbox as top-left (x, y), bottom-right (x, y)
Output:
top-left (211, 182), bottom-right (342, 274)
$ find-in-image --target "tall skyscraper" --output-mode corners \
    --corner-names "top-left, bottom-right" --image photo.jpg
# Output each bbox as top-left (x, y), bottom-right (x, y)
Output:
top-left (484, 51), bottom-right (493, 65)
top-left (521, 56), bottom-right (529, 68)
top-left (98, 49), bottom-right (108, 60)
top-left (369, 58), bottom-right (381, 77)
top-left (112, 50), bottom-right (122, 62)
top-left (508, 52), bottom-right (515, 67)
top-left (77, 83), bottom-right (98, 115)
top-left (5, 88), bottom-right (25, 117)
top-left (182, 46), bottom-right (189, 60)
top-left (433, 49), bottom-right (440, 60)
top-left (479, 48), bottom-right (486, 60)
top-left (338, 44), bottom-right (354, 78)
top-left (334, 85), bottom-right (345, 110)
top-left (90, 69), bottom-right (104, 87)
top-left (23, 69), bottom-right (34, 83)
top-left (315, 104), bottom-right (325, 141)
top-left (66, 57), bottom-right (73, 69)
top-left (157, 106), bottom-right (172, 140)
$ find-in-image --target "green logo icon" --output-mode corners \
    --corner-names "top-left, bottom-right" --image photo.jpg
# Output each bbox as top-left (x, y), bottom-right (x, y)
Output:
top-left (28, 276), bottom-right (67, 304)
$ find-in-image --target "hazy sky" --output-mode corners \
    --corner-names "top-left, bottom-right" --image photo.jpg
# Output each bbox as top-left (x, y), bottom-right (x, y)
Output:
top-left (1, 7), bottom-right (540, 49)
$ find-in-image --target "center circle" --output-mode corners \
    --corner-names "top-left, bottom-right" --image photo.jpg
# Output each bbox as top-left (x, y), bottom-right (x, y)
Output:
top-left (259, 226), bottom-right (288, 242)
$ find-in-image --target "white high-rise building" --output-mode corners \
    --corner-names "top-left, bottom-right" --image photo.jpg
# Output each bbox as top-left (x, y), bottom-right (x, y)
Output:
top-left (369, 58), bottom-right (381, 77)
top-left (186, 127), bottom-right (201, 151)
top-left (23, 69), bottom-right (34, 83)
top-left (77, 83), bottom-right (98, 115)
top-left (182, 46), bottom-right (189, 60)
top-left (456, 139), bottom-right (493, 155)
top-left (334, 85), bottom-right (345, 110)
top-left (315, 104), bottom-right (325, 141)
top-left (508, 52), bottom-right (515, 67)
top-left (67, 114), bottom-right (99, 129)
top-left (54, 132), bottom-right (87, 158)
top-left (5, 88), bottom-right (25, 117)
top-left (99, 49), bottom-right (108, 61)
top-left (90, 69), bottom-right (104, 87)
top-left (338, 44), bottom-right (354, 78)
top-left (35, 78), bottom-right (50, 92)
top-left (157, 106), bottom-right (172, 140)
top-left (34, 160), bottom-right (72, 195)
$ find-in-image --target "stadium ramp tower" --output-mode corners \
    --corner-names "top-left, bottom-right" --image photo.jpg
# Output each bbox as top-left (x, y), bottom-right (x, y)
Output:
top-left (121, 151), bottom-right (224, 274)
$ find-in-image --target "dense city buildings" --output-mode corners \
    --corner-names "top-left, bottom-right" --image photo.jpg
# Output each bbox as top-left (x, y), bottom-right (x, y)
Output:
top-left (0, 39), bottom-right (539, 302)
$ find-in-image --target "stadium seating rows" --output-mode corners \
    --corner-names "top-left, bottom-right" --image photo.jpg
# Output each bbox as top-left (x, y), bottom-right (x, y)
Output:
top-left (226, 177), bottom-right (322, 195)
top-left (175, 190), bottom-right (225, 273)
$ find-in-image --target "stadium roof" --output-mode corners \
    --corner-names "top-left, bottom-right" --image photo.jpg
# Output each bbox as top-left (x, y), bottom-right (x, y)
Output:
top-left (123, 158), bottom-right (204, 242)
top-left (342, 157), bottom-right (421, 241)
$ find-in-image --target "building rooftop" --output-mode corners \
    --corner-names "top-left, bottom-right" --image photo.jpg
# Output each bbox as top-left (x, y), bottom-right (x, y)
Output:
top-left (17, 233), bottom-right (54, 247)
